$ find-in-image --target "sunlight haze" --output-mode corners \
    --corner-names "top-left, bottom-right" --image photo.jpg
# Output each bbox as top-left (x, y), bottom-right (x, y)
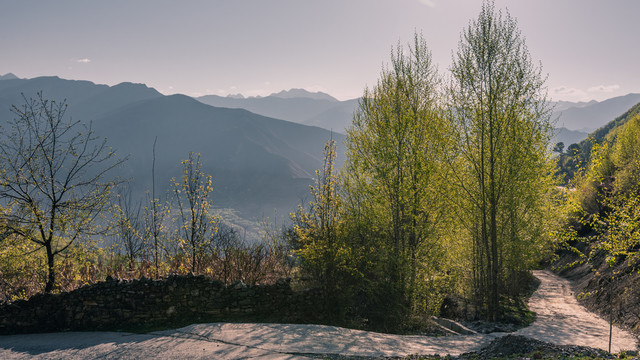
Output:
top-left (2, 0), bottom-right (639, 102)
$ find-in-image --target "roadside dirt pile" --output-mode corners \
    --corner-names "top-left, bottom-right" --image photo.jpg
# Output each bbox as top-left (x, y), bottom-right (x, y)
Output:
top-left (457, 335), bottom-right (615, 359)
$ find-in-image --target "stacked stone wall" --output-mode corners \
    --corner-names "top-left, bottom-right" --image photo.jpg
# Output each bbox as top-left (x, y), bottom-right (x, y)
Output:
top-left (0, 275), bottom-right (323, 334)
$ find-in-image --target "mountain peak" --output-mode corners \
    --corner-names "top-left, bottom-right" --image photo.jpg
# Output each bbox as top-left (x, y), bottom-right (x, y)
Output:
top-left (269, 88), bottom-right (337, 102)
top-left (0, 73), bottom-right (19, 81)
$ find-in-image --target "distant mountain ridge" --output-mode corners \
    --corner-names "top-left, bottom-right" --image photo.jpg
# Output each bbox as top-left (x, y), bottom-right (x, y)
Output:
top-left (268, 88), bottom-right (338, 102)
top-left (0, 76), bottom-right (344, 223)
top-left (0, 73), bottom-right (19, 81)
top-left (200, 90), bottom-right (640, 145)
top-left (3, 74), bottom-right (639, 222)
top-left (549, 99), bottom-right (596, 113)
top-left (197, 91), bottom-right (358, 134)
top-left (551, 93), bottom-right (640, 132)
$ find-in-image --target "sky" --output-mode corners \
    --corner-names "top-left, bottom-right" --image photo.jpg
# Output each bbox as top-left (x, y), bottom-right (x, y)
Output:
top-left (1, 0), bottom-right (639, 102)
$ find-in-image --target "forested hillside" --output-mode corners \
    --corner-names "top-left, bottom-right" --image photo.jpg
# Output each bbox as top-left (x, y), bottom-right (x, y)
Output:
top-left (555, 102), bottom-right (640, 184)
top-left (554, 101), bottom-right (640, 333)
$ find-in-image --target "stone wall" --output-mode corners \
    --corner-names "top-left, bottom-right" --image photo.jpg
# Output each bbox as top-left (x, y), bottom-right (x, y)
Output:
top-left (0, 275), bottom-right (324, 335)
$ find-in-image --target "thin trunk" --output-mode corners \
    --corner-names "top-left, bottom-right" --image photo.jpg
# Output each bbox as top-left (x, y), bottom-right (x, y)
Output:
top-left (45, 243), bottom-right (55, 293)
top-left (152, 136), bottom-right (159, 278)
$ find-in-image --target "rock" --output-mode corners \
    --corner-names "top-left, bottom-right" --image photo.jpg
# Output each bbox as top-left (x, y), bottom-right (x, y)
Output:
top-left (232, 280), bottom-right (246, 290)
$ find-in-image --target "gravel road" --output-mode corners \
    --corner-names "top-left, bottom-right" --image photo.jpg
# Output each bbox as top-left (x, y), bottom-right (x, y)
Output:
top-left (0, 270), bottom-right (636, 359)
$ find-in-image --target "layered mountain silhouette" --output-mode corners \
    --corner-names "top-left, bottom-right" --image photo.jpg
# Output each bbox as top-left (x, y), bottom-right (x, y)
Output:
top-left (551, 93), bottom-right (640, 132)
top-left (197, 90), bottom-right (359, 134)
top-left (269, 88), bottom-right (338, 102)
top-left (198, 89), bottom-right (640, 147)
top-left (2, 74), bottom-right (639, 220)
top-left (0, 73), bottom-right (18, 81)
top-left (0, 76), bottom-right (344, 220)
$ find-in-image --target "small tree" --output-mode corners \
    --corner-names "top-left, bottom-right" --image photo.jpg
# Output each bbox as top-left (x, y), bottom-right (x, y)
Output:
top-left (112, 186), bottom-right (144, 271)
top-left (0, 93), bottom-right (125, 293)
top-left (553, 142), bottom-right (565, 154)
top-left (293, 139), bottom-right (355, 303)
top-left (142, 192), bottom-right (171, 276)
top-left (172, 152), bottom-right (216, 273)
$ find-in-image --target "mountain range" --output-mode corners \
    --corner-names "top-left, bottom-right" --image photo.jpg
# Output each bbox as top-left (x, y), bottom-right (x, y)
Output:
top-left (197, 92), bottom-right (358, 135)
top-left (551, 93), bottom-right (640, 133)
top-left (2, 73), bottom-right (639, 226)
top-left (0, 75), bottom-right (344, 225)
top-left (199, 87), bottom-right (640, 147)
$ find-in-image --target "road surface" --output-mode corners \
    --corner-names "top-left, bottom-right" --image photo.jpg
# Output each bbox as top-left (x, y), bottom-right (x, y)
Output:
top-left (0, 270), bottom-right (636, 359)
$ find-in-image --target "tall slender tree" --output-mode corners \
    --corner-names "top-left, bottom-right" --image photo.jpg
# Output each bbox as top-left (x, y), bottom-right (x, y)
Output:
top-left (447, 1), bottom-right (553, 319)
top-left (345, 33), bottom-right (448, 312)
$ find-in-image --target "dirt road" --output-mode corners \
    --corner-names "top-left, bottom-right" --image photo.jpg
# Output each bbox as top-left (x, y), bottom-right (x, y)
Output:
top-left (0, 270), bottom-right (636, 359)
top-left (516, 270), bottom-right (637, 353)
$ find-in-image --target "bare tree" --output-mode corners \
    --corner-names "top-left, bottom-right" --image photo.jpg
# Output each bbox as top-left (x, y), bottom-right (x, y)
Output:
top-left (112, 186), bottom-right (144, 271)
top-left (0, 93), bottom-right (125, 293)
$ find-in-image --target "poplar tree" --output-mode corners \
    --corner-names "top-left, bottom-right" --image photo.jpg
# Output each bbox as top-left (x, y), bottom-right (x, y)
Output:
top-left (447, 1), bottom-right (553, 320)
top-left (346, 33), bottom-right (448, 313)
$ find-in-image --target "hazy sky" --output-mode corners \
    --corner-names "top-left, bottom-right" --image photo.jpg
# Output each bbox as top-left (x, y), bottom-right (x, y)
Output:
top-left (2, 0), bottom-right (639, 102)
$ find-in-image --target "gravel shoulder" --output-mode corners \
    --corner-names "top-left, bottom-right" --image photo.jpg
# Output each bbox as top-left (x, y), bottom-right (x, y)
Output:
top-left (0, 270), bottom-right (636, 359)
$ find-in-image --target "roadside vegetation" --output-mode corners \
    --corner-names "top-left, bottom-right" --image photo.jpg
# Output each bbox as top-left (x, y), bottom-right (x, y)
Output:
top-left (553, 100), bottom-right (640, 334)
top-left (288, 1), bottom-right (556, 331)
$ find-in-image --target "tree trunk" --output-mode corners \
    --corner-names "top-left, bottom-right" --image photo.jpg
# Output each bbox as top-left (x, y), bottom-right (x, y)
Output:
top-left (490, 200), bottom-right (499, 322)
top-left (45, 244), bottom-right (55, 294)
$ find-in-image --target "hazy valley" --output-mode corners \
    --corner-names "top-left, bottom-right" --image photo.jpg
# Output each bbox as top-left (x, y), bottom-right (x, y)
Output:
top-left (2, 73), bottom-right (638, 230)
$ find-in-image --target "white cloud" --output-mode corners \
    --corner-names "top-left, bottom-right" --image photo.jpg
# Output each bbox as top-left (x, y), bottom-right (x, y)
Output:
top-left (76, 58), bottom-right (91, 63)
top-left (588, 84), bottom-right (620, 93)
top-left (550, 86), bottom-right (589, 102)
top-left (419, 0), bottom-right (436, 8)
top-left (551, 84), bottom-right (625, 102)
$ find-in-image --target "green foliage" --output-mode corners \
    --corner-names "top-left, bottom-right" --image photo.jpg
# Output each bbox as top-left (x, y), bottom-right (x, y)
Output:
top-left (447, 0), bottom-right (555, 319)
top-left (171, 152), bottom-right (217, 273)
top-left (292, 139), bottom-right (361, 315)
top-left (555, 142), bottom-right (584, 185)
top-left (0, 232), bottom-right (46, 301)
top-left (583, 114), bottom-right (640, 266)
top-left (346, 32), bottom-right (453, 316)
top-left (610, 114), bottom-right (640, 194)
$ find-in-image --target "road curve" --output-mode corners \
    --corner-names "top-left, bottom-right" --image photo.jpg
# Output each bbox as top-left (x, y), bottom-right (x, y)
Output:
top-left (0, 270), bottom-right (636, 359)
top-left (515, 270), bottom-right (637, 353)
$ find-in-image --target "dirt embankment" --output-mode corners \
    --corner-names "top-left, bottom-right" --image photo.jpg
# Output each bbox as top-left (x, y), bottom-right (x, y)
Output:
top-left (554, 243), bottom-right (640, 335)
